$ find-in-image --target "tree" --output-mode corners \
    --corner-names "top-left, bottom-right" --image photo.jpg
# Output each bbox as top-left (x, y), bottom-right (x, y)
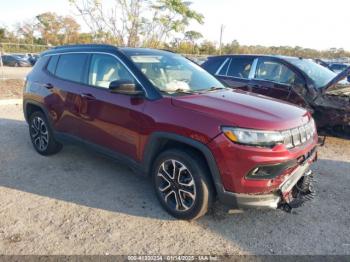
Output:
top-left (199, 40), bottom-right (217, 55)
top-left (0, 28), bottom-right (6, 41)
top-left (16, 19), bottom-right (39, 45)
top-left (69, 0), bottom-right (204, 47)
top-left (61, 16), bottom-right (81, 44)
top-left (36, 12), bottom-right (81, 45)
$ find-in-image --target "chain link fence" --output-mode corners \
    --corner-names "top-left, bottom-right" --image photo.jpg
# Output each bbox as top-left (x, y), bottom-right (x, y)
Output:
top-left (0, 42), bottom-right (50, 54)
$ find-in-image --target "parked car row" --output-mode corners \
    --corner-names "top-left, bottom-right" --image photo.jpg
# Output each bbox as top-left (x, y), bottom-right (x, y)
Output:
top-left (0, 53), bottom-right (39, 67)
top-left (202, 55), bottom-right (350, 137)
top-left (24, 44), bottom-right (318, 220)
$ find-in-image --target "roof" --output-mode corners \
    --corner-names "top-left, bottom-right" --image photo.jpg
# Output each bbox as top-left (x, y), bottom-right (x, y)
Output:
top-left (41, 44), bottom-right (174, 57)
top-left (207, 54), bottom-right (303, 61)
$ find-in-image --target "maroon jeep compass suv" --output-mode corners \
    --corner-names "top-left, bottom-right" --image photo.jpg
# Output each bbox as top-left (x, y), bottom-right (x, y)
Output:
top-left (23, 45), bottom-right (318, 220)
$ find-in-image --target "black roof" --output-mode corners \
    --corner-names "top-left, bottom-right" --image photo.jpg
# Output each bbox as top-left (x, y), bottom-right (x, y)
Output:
top-left (207, 54), bottom-right (303, 61)
top-left (41, 44), bottom-right (174, 57)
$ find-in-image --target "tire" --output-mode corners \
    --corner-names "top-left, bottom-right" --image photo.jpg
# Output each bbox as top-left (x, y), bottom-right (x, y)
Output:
top-left (152, 148), bottom-right (214, 220)
top-left (29, 111), bottom-right (62, 156)
top-left (14, 62), bottom-right (19, 67)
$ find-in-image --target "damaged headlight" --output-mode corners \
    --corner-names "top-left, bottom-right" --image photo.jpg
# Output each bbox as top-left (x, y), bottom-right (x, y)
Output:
top-left (222, 127), bottom-right (284, 148)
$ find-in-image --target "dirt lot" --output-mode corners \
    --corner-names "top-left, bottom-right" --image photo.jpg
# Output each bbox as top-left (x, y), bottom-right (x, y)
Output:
top-left (0, 80), bottom-right (25, 99)
top-left (0, 66), bottom-right (30, 99)
top-left (0, 66), bottom-right (31, 80)
top-left (0, 103), bottom-right (349, 255)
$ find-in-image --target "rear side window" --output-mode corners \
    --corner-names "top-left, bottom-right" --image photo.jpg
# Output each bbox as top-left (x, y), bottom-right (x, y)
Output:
top-left (46, 56), bottom-right (59, 75)
top-left (55, 54), bottom-right (89, 83)
top-left (227, 57), bottom-right (254, 78)
top-left (202, 57), bottom-right (225, 74)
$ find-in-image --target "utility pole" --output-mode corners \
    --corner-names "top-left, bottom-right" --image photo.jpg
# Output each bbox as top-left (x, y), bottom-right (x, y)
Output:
top-left (219, 24), bottom-right (225, 55)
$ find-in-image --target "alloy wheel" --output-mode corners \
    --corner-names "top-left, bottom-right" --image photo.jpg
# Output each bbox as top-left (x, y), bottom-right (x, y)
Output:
top-left (30, 116), bottom-right (49, 152)
top-left (156, 159), bottom-right (196, 212)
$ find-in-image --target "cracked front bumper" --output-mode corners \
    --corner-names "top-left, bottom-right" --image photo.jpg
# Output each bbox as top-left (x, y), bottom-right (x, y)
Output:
top-left (223, 157), bottom-right (314, 209)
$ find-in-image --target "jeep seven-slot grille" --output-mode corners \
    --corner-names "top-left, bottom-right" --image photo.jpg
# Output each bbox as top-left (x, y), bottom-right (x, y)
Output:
top-left (281, 119), bottom-right (317, 149)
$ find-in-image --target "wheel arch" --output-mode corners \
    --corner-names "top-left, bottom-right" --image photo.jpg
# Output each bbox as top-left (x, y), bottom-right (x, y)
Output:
top-left (142, 132), bottom-right (225, 198)
top-left (23, 100), bottom-right (50, 124)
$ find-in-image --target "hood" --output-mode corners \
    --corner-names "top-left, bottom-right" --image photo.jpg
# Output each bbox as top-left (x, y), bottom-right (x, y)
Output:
top-left (324, 66), bottom-right (350, 90)
top-left (171, 90), bottom-right (310, 130)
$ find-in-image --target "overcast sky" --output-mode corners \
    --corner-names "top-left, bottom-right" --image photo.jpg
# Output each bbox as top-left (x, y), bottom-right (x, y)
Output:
top-left (0, 0), bottom-right (348, 50)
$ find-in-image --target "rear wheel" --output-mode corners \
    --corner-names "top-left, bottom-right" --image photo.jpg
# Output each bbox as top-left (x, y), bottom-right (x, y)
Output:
top-left (29, 111), bottom-right (62, 156)
top-left (152, 149), bottom-right (214, 220)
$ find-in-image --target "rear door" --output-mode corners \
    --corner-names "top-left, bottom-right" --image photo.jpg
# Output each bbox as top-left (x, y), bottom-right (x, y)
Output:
top-left (215, 56), bottom-right (255, 91)
top-left (43, 53), bottom-right (90, 137)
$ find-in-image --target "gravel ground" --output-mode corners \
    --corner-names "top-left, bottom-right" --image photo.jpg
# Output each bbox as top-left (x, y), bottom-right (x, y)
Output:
top-left (0, 79), bottom-right (25, 99)
top-left (0, 103), bottom-right (349, 255)
top-left (0, 67), bottom-right (30, 99)
top-left (0, 66), bottom-right (31, 80)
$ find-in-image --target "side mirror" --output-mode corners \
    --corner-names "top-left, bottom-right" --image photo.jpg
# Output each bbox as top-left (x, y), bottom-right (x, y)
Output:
top-left (109, 80), bottom-right (144, 96)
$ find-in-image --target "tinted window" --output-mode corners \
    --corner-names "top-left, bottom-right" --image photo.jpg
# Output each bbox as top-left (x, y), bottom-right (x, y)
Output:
top-left (55, 54), bottom-right (88, 83)
top-left (218, 59), bottom-right (230, 75)
top-left (202, 57), bottom-right (225, 74)
top-left (330, 64), bottom-right (347, 71)
top-left (88, 54), bottom-right (135, 88)
top-left (227, 57), bottom-right (254, 78)
top-left (46, 55), bottom-right (59, 75)
top-left (255, 60), bottom-right (297, 85)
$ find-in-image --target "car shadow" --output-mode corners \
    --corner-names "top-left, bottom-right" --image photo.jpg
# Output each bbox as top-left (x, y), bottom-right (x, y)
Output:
top-left (1, 118), bottom-right (350, 254)
top-left (0, 118), bottom-right (175, 220)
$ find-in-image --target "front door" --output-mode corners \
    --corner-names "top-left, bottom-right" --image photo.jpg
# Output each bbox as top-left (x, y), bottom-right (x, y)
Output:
top-left (252, 58), bottom-right (304, 103)
top-left (75, 53), bottom-right (146, 160)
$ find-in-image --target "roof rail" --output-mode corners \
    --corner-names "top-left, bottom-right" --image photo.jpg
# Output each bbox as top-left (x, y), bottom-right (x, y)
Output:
top-left (52, 44), bottom-right (118, 50)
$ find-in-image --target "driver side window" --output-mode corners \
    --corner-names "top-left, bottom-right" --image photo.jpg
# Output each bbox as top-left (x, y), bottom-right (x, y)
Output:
top-left (89, 54), bottom-right (135, 89)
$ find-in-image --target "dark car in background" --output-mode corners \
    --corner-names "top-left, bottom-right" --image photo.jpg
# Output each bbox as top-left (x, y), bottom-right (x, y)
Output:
top-left (1, 55), bottom-right (32, 67)
top-left (328, 63), bottom-right (349, 74)
top-left (202, 55), bottom-right (350, 136)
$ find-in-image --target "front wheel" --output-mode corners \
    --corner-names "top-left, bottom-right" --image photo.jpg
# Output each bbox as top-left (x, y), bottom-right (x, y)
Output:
top-left (29, 111), bottom-right (62, 156)
top-left (152, 149), bottom-right (214, 220)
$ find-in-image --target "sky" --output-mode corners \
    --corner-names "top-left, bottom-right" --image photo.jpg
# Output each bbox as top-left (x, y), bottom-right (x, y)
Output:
top-left (0, 0), bottom-right (349, 50)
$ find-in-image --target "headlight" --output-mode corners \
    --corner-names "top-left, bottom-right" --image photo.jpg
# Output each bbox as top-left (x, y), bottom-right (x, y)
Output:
top-left (222, 127), bottom-right (284, 148)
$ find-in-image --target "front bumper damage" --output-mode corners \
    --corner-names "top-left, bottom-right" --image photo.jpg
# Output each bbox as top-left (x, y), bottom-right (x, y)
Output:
top-left (230, 153), bottom-right (316, 211)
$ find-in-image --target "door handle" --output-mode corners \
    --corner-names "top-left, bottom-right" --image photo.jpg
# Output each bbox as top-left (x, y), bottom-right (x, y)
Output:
top-left (43, 83), bottom-right (53, 89)
top-left (80, 93), bottom-right (96, 100)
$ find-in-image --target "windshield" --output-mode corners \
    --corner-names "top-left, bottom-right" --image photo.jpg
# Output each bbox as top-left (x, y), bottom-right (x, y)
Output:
top-left (129, 53), bottom-right (225, 94)
top-left (286, 58), bottom-right (337, 88)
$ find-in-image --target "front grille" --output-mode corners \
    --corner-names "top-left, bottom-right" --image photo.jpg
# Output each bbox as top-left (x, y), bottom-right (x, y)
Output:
top-left (282, 119), bottom-right (317, 149)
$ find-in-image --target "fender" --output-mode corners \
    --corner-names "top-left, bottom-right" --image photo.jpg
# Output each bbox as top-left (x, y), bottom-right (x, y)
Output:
top-left (142, 132), bottom-right (236, 207)
top-left (23, 99), bottom-right (52, 125)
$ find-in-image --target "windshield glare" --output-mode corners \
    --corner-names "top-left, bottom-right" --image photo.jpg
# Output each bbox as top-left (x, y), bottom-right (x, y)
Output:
top-left (129, 53), bottom-right (225, 94)
top-left (287, 58), bottom-right (337, 88)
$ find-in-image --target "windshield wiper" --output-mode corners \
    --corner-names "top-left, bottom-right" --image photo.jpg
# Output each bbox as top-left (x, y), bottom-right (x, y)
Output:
top-left (160, 89), bottom-right (196, 95)
top-left (198, 86), bottom-right (227, 93)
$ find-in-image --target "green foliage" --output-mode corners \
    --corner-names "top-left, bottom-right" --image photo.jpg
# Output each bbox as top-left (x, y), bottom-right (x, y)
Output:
top-left (0, 28), bottom-right (6, 40)
top-left (70, 0), bottom-right (204, 47)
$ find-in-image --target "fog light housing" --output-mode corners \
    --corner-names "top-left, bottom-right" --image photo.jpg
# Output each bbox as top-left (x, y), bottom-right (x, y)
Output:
top-left (247, 160), bottom-right (297, 179)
